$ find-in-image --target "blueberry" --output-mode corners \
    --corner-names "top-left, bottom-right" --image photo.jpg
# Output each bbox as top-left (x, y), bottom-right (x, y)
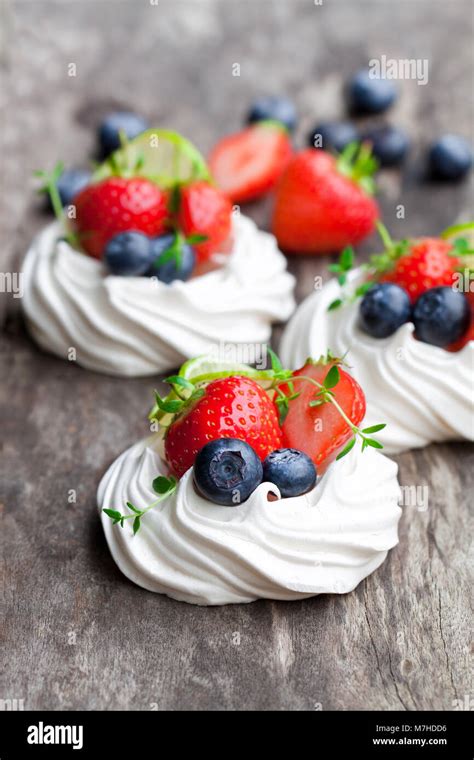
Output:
top-left (262, 448), bottom-right (316, 498)
top-left (247, 95), bottom-right (297, 132)
top-left (55, 168), bottom-right (91, 206)
top-left (193, 438), bottom-right (263, 506)
top-left (413, 287), bottom-right (470, 347)
top-left (359, 283), bottom-right (411, 339)
top-left (362, 125), bottom-right (410, 167)
top-left (147, 233), bottom-right (196, 283)
top-left (429, 134), bottom-right (472, 180)
top-left (307, 121), bottom-right (359, 153)
top-left (104, 232), bottom-right (152, 276)
top-left (98, 111), bottom-right (149, 156)
top-left (347, 70), bottom-right (397, 114)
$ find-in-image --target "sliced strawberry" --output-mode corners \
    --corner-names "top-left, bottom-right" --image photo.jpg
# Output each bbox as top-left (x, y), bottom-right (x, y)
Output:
top-left (280, 360), bottom-right (366, 472)
top-left (271, 147), bottom-right (379, 254)
top-left (73, 177), bottom-right (169, 259)
top-left (209, 122), bottom-right (292, 204)
top-left (383, 238), bottom-right (458, 303)
top-left (164, 376), bottom-right (282, 478)
top-left (177, 181), bottom-right (232, 263)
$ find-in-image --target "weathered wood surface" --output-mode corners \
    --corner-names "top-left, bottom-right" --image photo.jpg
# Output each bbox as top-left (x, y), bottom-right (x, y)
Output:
top-left (1, 0), bottom-right (473, 711)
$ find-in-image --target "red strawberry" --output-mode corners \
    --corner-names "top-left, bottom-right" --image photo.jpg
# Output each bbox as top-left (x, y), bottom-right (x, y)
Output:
top-left (272, 147), bottom-right (379, 254)
top-left (446, 292), bottom-right (474, 351)
top-left (73, 177), bottom-right (169, 259)
top-left (446, 320), bottom-right (474, 351)
top-left (280, 360), bottom-right (366, 472)
top-left (209, 122), bottom-right (292, 204)
top-left (177, 181), bottom-right (232, 263)
top-left (383, 238), bottom-right (458, 303)
top-left (165, 376), bottom-right (282, 478)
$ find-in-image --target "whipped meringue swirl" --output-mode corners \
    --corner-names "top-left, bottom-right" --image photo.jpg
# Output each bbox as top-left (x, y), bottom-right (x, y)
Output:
top-left (22, 214), bottom-right (295, 377)
top-left (98, 435), bottom-right (401, 606)
top-left (279, 270), bottom-right (474, 454)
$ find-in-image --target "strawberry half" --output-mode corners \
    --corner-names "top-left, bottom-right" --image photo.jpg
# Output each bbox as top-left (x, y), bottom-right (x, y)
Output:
top-left (280, 359), bottom-right (366, 472)
top-left (271, 145), bottom-right (379, 254)
top-left (382, 238), bottom-right (458, 303)
top-left (73, 177), bottom-right (169, 259)
top-left (209, 122), bottom-right (292, 204)
top-left (164, 376), bottom-right (282, 478)
top-left (176, 180), bottom-right (233, 263)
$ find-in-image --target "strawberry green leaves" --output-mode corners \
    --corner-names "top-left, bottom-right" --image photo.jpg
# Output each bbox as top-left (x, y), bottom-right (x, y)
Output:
top-left (274, 386), bottom-right (300, 425)
top-left (336, 141), bottom-right (379, 195)
top-left (326, 222), bottom-right (411, 312)
top-left (266, 347), bottom-right (294, 383)
top-left (267, 348), bottom-right (300, 424)
top-left (321, 363), bottom-right (340, 389)
top-left (102, 475), bottom-right (177, 534)
top-left (152, 382), bottom-right (204, 418)
top-left (328, 246), bottom-right (354, 285)
top-left (327, 246), bottom-right (361, 311)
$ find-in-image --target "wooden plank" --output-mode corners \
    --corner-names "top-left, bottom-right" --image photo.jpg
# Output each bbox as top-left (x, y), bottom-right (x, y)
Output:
top-left (1, 0), bottom-right (472, 710)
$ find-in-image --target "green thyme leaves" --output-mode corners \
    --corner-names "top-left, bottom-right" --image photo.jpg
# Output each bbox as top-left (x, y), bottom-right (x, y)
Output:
top-left (102, 475), bottom-right (177, 534)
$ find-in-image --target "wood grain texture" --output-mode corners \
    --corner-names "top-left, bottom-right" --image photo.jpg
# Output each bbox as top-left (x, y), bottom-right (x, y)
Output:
top-left (1, 0), bottom-right (473, 711)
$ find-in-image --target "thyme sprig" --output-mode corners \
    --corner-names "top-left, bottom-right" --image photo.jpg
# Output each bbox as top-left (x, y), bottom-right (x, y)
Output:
top-left (273, 361), bottom-right (386, 458)
top-left (103, 349), bottom-right (386, 533)
top-left (327, 222), bottom-right (410, 311)
top-left (35, 162), bottom-right (79, 247)
top-left (103, 475), bottom-right (176, 535)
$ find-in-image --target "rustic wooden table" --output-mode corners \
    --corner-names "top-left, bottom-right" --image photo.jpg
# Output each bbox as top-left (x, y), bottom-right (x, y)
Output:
top-left (1, 0), bottom-right (473, 711)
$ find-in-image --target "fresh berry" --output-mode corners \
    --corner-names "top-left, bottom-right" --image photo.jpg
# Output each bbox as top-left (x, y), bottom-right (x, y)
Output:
top-left (208, 122), bottom-right (292, 204)
top-left (413, 287), bottom-right (470, 347)
top-left (429, 135), bottom-right (472, 180)
top-left (73, 177), bottom-right (169, 259)
top-left (359, 283), bottom-right (411, 338)
top-left (384, 238), bottom-right (457, 303)
top-left (246, 95), bottom-right (297, 132)
top-left (55, 168), bottom-right (91, 207)
top-left (98, 111), bottom-right (149, 156)
top-left (307, 121), bottom-right (359, 153)
top-left (347, 70), bottom-right (397, 114)
top-left (105, 231), bottom-right (152, 276)
top-left (193, 438), bottom-right (263, 506)
top-left (176, 181), bottom-right (232, 263)
top-left (262, 448), bottom-right (316, 498)
top-left (280, 360), bottom-right (366, 471)
top-left (272, 147), bottom-right (379, 254)
top-left (165, 376), bottom-right (282, 479)
top-left (362, 125), bottom-right (410, 167)
top-left (446, 316), bottom-right (474, 351)
top-left (147, 233), bottom-right (195, 283)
